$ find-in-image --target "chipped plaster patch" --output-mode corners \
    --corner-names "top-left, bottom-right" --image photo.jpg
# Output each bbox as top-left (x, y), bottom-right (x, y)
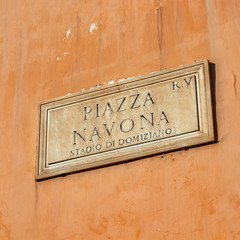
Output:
top-left (89, 23), bottom-right (98, 35)
top-left (150, 70), bottom-right (162, 74)
top-left (118, 78), bottom-right (126, 82)
top-left (107, 80), bottom-right (115, 85)
top-left (57, 52), bottom-right (69, 61)
top-left (118, 75), bottom-right (141, 82)
top-left (90, 84), bottom-right (101, 89)
top-left (65, 74), bottom-right (145, 95)
top-left (66, 29), bottom-right (71, 39)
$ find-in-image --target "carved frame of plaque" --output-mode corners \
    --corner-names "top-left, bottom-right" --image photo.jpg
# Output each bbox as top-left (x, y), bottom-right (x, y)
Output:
top-left (36, 60), bottom-right (216, 180)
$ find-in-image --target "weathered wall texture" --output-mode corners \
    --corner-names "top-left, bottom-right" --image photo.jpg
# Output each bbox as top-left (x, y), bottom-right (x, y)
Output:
top-left (1, 0), bottom-right (240, 239)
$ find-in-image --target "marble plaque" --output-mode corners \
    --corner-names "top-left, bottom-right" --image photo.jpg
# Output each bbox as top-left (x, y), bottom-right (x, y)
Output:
top-left (36, 60), bottom-right (215, 180)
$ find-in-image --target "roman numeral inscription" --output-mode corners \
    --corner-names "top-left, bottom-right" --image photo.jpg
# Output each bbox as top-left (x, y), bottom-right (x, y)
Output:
top-left (36, 60), bottom-right (216, 180)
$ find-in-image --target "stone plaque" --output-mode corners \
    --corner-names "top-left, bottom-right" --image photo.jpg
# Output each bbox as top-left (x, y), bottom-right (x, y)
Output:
top-left (36, 60), bottom-right (215, 180)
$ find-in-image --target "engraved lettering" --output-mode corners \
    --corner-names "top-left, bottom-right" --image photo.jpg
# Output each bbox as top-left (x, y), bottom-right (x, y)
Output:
top-left (80, 148), bottom-right (85, 154)
top-left (132, 135), bottom-right (139, 142)
top-left (104, 122), bottom-right (115, 136)
top-left (73, 129), bottom-right (86, 144)
top-left (119, 139), bottom-right (125, 145)
top-left (70, 150), bottom-right (74, 156)
top-left (84, 106), bottom-right (92, 120)
top-left (90, 127), bottom-right (101, 141)
top-left (144, 133), bottom-right (148, 140)
top-left (140, 112), bottom-right (154, 129)
top-left (184, 76), bottom-right (193, 85)
top-left (143, 92), bottom-right (155, 106)
top-left (96, 103), bottom-right (99, 118)
top-left (120, 118), bottom-right (134, 133)
top-left (165, 128), bottom-right (172, 135)
top-left (130, 94), bottom-right (140, 109)
top-left (103, 102), bottom-right (114, 116)
top-left (173, 81), bottom-right (181, 90)
top-left (158, 111), bottom-right (169, 124)
top-left (86, 146), bottom-right (92, 153)
top-left (116, 97), bottom-right (127, 112)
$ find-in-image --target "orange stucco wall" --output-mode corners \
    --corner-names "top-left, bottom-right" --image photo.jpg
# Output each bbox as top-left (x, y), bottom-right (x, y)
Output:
top-left (1, 0), bottom-right (240, 239)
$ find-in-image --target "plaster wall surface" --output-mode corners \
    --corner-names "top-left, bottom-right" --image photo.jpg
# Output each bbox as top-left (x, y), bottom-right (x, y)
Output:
top-left (0, 0), bottom-right (240, 239)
